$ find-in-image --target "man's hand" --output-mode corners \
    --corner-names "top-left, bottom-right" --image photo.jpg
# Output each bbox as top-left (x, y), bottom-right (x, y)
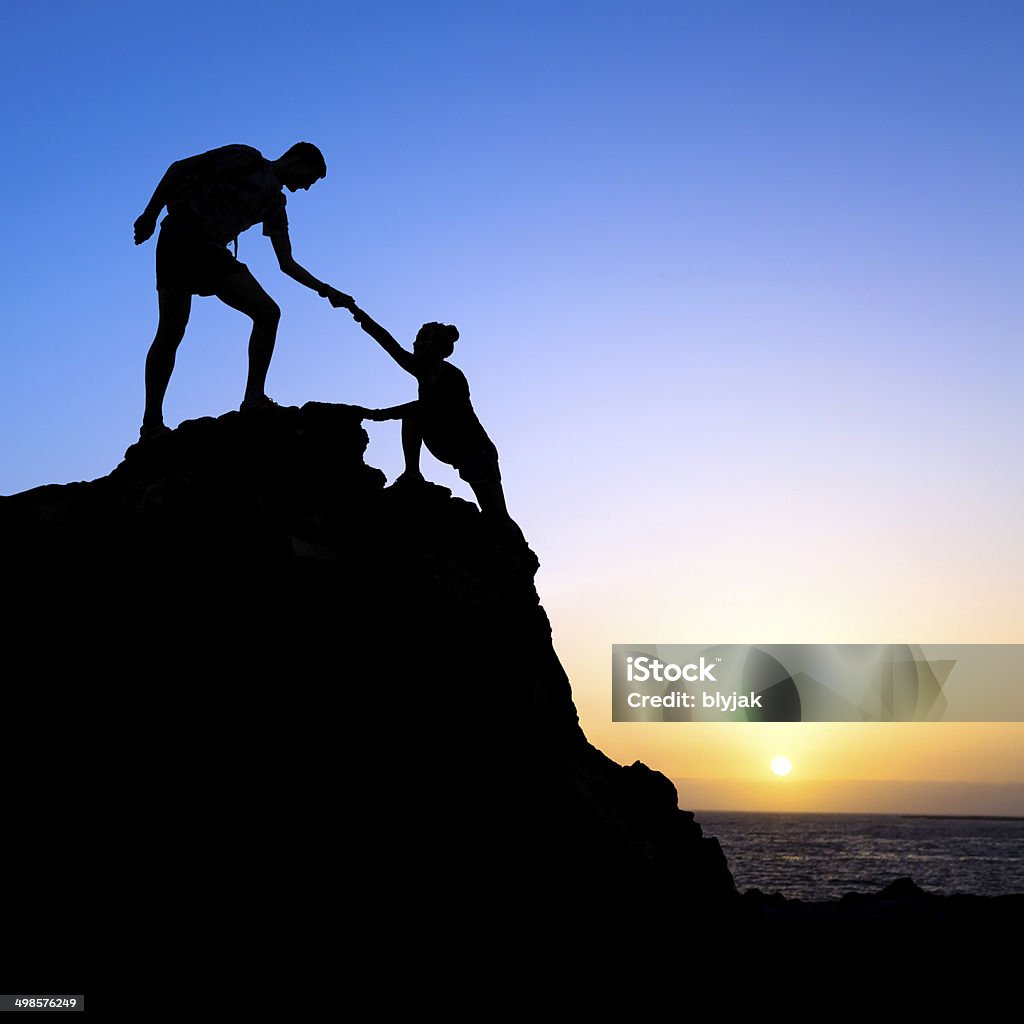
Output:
top-left (323, 287), bottom-right (353, 309)
top-left (134, 212), bottom-right (157, 245)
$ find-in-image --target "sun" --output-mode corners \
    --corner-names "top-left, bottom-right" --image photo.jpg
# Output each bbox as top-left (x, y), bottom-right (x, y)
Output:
top-left (771, 756), bottom-right (793, 777)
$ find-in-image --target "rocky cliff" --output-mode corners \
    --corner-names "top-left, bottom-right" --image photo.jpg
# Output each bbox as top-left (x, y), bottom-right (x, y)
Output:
top-left (0, 402), bottom-right (737, 965)
top-left (6, 402), bottom-right (1018, 987)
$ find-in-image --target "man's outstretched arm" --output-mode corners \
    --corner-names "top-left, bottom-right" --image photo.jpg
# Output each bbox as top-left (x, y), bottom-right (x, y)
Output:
top-left (270, 231), bottom-right (351, 307)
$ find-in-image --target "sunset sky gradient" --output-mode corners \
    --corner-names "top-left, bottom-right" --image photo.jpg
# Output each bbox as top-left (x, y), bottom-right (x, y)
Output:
top-left (2, 1), bottom-right (1021, 813)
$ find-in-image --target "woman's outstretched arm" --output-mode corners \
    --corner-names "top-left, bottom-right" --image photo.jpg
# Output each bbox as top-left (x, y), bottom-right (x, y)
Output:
top-left (357, 402), bottom-right (418, 421)
top-left (342, 302), bottom-right (416, 375)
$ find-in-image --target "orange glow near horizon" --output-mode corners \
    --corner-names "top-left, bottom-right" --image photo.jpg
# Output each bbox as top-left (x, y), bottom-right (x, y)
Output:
top-left (546, 616), bottom-right (1024, 815)
top-left (578, 721), bottom-right (1024, 815)
top-left (540, 547), bottom-right (1024, 816)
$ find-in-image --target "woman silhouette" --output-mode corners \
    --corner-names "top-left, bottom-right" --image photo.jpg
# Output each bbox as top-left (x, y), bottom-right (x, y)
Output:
top-left (340, 300), bottom-right (510, 520)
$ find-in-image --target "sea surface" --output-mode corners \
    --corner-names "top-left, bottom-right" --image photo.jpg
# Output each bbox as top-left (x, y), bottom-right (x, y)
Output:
top-left (696, 810), bottom-right (1024, 902)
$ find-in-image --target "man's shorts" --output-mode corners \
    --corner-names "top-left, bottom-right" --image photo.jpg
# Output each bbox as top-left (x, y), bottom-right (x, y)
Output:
top-left (156, 218), bottom-right (248, 296)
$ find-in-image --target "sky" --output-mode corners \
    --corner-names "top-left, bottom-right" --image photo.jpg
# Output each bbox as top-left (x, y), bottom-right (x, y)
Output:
top-left (2, 1), bottom-right (1022, 814)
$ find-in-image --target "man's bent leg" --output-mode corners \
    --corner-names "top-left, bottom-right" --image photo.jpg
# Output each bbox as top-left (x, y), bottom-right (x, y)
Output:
top-left (214, 270), bottom-right (281, 404)
top-left (144, 288), bottom-right (192, 429)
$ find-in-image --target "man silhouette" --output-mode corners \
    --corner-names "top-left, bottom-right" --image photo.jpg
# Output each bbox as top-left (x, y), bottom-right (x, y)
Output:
top-left (134, 142), bottom-right (349, 439)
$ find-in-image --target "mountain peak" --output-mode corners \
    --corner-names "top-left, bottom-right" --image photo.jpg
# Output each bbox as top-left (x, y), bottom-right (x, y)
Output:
top-left (1, 402), bottom-right (735, 955)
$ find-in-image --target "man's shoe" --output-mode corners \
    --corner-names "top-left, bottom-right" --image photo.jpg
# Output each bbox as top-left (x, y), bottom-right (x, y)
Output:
top-left (139, 422), bottom-right (170, 442)
top-left (239, 395), bottom-right (280, 413)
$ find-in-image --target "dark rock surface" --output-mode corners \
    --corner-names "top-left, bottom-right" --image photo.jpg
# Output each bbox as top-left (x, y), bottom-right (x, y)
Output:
top-left (2, 402), bottom-right (1018, 979)
top-left (0, 402), bottom-right (735, 965)
top-left (741, 877), bottom-right (1024, 928)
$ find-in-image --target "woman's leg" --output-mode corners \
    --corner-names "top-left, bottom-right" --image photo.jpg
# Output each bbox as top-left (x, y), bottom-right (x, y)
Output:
top-left (399, 410), bottom-right (424, 480)
top-left (468, 478), bottom-right (508, 518)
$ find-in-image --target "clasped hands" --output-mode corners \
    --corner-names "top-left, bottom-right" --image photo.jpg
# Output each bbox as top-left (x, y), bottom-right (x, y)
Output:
top-left (322, 288), bottom-right (369, 328)
top-left (320, 285), bottom-right (354, 309)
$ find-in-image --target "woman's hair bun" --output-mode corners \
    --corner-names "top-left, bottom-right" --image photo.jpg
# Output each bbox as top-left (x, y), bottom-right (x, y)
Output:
top-left (418, 321), bottom-right (459, 357)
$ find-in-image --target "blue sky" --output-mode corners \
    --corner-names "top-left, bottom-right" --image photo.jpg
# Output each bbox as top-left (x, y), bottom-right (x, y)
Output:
top-left (3, 1), bottom-right (1022, 810)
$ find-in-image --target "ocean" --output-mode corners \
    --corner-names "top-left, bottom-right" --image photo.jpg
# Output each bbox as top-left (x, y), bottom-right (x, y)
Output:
top-left (696, 810), bottom-right (1024, 902)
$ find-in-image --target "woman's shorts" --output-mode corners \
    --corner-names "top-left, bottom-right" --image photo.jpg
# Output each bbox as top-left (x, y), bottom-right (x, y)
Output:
top-left (156, 219), bottom-right (248, 296)
top-left (454, 448), bottom-right (501, 485)
top-left (424, 437), bottom-right (501, 485)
